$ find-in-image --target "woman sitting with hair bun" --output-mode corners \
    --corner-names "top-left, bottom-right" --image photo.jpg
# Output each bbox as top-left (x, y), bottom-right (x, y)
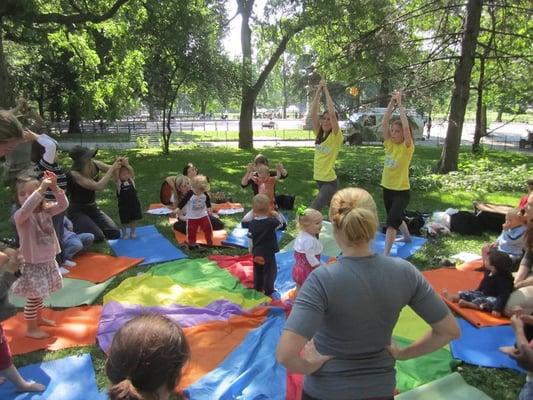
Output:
top-left (106, 314), bottom-right (190, 400)
top-left (276, 187), bottom-right (460, 400)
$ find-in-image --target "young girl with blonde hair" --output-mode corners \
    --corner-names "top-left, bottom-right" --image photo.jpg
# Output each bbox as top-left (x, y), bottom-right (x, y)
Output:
top-left (292, 209), bottom-right (323, 291)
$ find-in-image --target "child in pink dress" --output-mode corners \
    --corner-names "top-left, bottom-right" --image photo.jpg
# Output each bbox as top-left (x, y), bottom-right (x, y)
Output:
top-left (11, 171), bottom-right (68, 339)
top-left (292, 208), bottom-right (324, 291)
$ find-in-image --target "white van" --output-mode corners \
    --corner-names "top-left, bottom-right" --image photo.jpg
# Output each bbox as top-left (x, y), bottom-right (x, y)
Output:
top-left (344, 108), bottom-right (424, 145)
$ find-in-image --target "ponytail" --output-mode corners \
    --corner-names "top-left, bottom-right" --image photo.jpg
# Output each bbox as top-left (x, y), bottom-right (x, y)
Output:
top-left (108, 378), bottom-right (143, 400)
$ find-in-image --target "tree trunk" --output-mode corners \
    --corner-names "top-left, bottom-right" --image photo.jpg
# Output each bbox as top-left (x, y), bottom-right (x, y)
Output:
top-left (282, 59), bottom-right (288, 119)
top-left (239, 91), bottom-right (255, 149)
top-left (67, 95), bottom-right (82, 133)
top-left (238, 0), bottom-right (255, 149)
top-left (496, 108), bottom-right (503, 122)
top-left (472, 56), bottom-right (485, 152)
top-left (378, 76), bottom-right (391, 107)
top-left (200, 99), bottom-right (207, 116)
top-left (437, 0), bottom-right (483, 173)
top-left (0, 23), bottom-right (15, 109)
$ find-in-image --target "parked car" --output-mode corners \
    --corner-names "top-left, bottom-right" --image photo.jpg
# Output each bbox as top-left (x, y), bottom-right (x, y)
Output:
top-left (344, 108), bottom-right (424, 145)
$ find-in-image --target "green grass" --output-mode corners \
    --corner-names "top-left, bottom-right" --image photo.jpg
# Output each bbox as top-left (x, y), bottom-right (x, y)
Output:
top-left (1, 144), bottom-right (532, 399)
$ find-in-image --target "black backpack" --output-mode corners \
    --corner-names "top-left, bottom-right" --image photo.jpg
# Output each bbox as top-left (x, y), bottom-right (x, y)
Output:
top-left (404, 211), bottom-right (427, 236)
top-left (275, 194), bottom-right (295, 210)
top-left (450, 211), bottom-right (483, 235)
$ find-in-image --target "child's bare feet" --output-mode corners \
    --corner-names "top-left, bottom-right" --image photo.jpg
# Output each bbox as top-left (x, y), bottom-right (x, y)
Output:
top-left (395, 235), bottom-right (412, 243)
top-left (458, 299), bottom-right (480, 310)
top-left (37, 317), bottom-right (56, 327)
top-left (499, 346), bottom-right (518, 356)
top-left (16, 380), bottom-right (45, 392)
top-left (26, 327), bottom-right (49, 339)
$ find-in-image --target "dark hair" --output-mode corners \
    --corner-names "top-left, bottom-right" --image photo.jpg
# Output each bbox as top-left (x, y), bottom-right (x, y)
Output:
top-left (254, 154), bottom-right (268, 166)
top-left (488, 251), bottom-right (513, 275)
top-left (182, 163), bottom-right (198, 176)
top-left (106, 314), bottom-right (190, 400)
top-left (315, 110), bottom-right (339, 145)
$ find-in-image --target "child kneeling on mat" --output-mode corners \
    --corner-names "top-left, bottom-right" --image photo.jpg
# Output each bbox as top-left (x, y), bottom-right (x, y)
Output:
top-left (242, 194), bottom-right (282, 297)
top-left (444, 250), bottom-right (514, 317)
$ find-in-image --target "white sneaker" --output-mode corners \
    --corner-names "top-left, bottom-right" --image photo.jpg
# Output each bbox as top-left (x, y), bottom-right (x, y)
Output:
top-left (59, 267), bottom-right (70, 276)
top-left (63, 259), bottom-right (77, 268)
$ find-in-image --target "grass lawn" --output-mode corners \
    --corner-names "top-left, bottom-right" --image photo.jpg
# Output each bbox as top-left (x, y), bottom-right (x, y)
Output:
top-left (1, 144), bottom-right (531, 398)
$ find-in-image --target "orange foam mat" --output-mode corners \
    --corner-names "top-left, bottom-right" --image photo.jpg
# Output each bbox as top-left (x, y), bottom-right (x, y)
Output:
top-left (149, 203), bottom-right (167, 210)
top-left (4, 306), bottom-right (102, 355)
top-left (168, 216), bottom-right (228, 247)
top-left (68, 252), bottom-right (144, 283)
top-left (422, 268), bottom-right (509, 327)
top-left (177, 307), bottom-right (268, 390)
top-left (456, 258), bottom-right (484, 272)
top-left (212, 202), bottom-right (243, 212)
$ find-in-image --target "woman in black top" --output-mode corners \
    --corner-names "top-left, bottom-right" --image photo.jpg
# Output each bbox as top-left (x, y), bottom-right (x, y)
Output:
top-left (67, 146), bottom-right (121, 241)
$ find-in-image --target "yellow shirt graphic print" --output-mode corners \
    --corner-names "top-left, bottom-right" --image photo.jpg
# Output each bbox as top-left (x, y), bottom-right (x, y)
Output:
top-left (313, 131), bottom-right (343, 182)
top-left (381, 139), bottom-right (414, 190)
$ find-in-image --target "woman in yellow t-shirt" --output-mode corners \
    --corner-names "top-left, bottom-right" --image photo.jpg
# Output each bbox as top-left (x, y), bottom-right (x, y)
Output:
top-left (310, 79), bottom-right (343, 212)
top-left (381, 91), bottom-right (415, 256)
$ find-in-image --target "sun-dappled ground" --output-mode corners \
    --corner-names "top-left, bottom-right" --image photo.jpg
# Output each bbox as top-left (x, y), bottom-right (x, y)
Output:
top-left (1, 144), bottom-right (531, 399)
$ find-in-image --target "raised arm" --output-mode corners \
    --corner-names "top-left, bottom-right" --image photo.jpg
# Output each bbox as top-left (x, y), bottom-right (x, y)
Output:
top-left (382, 93), bottom-right (397, 141)
top-left (93, 159), bottom-right (113, 173)
top-left (322, 82), bottom-right (340, 133)
top-left (241, 163), bottom-right (255, 187)
top-left (310, 82), bottom-right (324, 135)
top-left (119, 157), bottom-right (135, 178)
top-left (396, 91), bottom-right (412, 147)
top-left (70, 160), bottom-right (120, 191)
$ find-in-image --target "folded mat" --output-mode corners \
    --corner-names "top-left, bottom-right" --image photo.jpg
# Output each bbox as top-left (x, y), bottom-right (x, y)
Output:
top-left (149, 258), bottom-right (266, 302)
top-left (10, 277), bottom-right (114, 308)
top-left (222, 223), bottom-right (285, 248)
top-left (212, 202), bottom-right (244, 215)
top-left (283, 222), bottom-right (426, 259)
top-left (103, 273), bottom-right (268, 309)
top-left (67, 252), bottom-right (143, 283)
top-left (450, 318), bottom-right (524, 372)
top-left (0, 354), bottom-right (105, 400)
top-left (178, 307), bottom-right (269, 389)
top-left (108, 224), bottom-right (187, 265)
top-left (394, 372), bottom-right (491, 400)
top-left (184, 308), bottom-right (286, 399)
top-left (422, 268), bottom-right (509, 327)
top-left (97, 300), bottom-right (245, 353)
top-left (3, 306), bottom-right (101, 356)
top-left (456, 258), bottom-right (484, 272)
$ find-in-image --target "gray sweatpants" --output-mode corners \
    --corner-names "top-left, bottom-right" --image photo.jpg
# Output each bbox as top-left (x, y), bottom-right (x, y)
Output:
top-left (310, 179), bottom-right (338, 211)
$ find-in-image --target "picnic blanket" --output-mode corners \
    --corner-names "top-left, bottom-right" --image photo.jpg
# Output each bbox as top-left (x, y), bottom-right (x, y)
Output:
top-left (184, 308), bottom-right (286, 399)
top-left (10, 277), bottom-right (114, 308)
top-left (108, 225), bottom-right (187, 265)
top-left (212, 202), bottom-right (244, 215)
top-left (222, 223), bottom-right (285, 248)
top-left (450, 318), bottom-right (524, 372)
top-left (67, 252), bottom-right (143, 282)
top-left (172, 226), bottom-right (228, 247)
top-left (393, 307), bottom-right (434, 344)
top-left (283, 221), bottom-right (426, 259)
top-left (394, 372), bottom-right (492, 400)
top-left (97, 300), bottom-right (246, 353)
top-left (3, 306), bottom-right (101, 355)
top-left (0, 354), bottom-right (104, 400)
top-left (422, 268), bottom-right (509, 327)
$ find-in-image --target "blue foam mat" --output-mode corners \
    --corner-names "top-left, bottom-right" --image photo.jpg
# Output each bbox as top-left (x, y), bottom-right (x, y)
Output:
top-left (275, 250), bottom-right (330, 295)
top-left (222, 224), bottom-right (285, 249)
top-left (0, 354), bottom-right (104, 400)
top-left (184, 308), bottom-right (286, 399)
top-left (371, 232), bottom-right (427, 259)
top-left (450, 318), bottom-right (524, 372)
top-left (108, 225), bottom-right (187, 265)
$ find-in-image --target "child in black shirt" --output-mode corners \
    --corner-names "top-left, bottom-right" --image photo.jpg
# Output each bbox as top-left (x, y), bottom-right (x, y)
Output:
top-left (445, 250), bottom-right (514, 317)
top-left (242, 194), bottom-right (281, 296)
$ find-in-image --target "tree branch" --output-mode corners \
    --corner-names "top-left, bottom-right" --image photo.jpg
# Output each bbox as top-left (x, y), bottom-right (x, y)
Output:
top-left (5, 0), bottom-right (130, 25)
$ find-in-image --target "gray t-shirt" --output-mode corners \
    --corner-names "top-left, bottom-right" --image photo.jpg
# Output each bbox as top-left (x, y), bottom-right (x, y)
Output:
top-left (284, 254), bottom-right (450, 400)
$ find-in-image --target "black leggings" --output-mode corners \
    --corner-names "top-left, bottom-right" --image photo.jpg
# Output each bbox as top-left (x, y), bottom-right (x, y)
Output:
top-left (382, 187), bottom-right (410, 230)
top-left (68, 203), bottom-right (121, 242)
top-left (173, 215), bottom-right (224, 233)
top-left (302, 391), bottom-right (393, 400)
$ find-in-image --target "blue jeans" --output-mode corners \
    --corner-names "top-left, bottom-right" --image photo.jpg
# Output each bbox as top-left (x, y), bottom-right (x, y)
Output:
top-left (519, 380), bottom-right (533, 400)
top-left (63, 233), bottom-right (95, 261)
